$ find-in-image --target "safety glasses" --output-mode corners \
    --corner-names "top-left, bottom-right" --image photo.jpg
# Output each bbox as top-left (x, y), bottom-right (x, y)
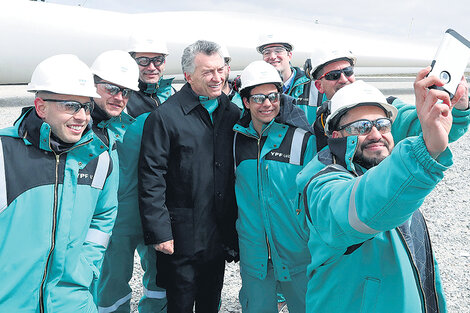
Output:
top-left (337, 117), bottom-right (392, 136)
top-left (318, 66), bottom-right (354, 81)
top-left (96, 82), bottom-right (132, 99)
top-left (249, 92), bottom-right (281, 104)
top-left (134, 56), bottom-right (165, 67)
top-left (42, 99), bottom-right (94, 115)
top-left (261, 47), bottom-right (288, 57)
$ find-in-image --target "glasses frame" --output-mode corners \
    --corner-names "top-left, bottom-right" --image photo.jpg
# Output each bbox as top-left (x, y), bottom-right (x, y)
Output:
top-left (42, 98), bottom-right (94, 115)
top-left (96, 82), bottom-right (132, 99)
top-left (249, 92), bottom-right (281, 105)
top-left (134, 55), bottom-right (166, 67)
top-left (336, 117), bottom-right (392, 136)
top-left (318, 66), bottom-right (354, 81)
top-left (261, 47), bottom-right (288, 58)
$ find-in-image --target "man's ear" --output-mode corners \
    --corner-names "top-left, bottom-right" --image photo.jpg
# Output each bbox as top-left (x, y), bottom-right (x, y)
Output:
top-left (314, 80), bottom-right (324, 93)
top-left (184, 72), bottom-right (192, 84)
top-left (331, 130), bottom-right (341, 139)
top-left (34, 97), bottom-right (47, 119)
top-left (242, 97), bottom-right (250, 110)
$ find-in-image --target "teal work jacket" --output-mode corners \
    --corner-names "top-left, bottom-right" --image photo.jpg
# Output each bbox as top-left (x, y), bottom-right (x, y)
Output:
top-left (296, 99), bottom-right (470, 313)
top-left (233, 113), bottom-right (315, 281)
top-left (285, 67), bottom-right (317, 124)
top-left (0, 108), bottom-right (118, 313)
top-left (114, 81), bottom-right (174, 236)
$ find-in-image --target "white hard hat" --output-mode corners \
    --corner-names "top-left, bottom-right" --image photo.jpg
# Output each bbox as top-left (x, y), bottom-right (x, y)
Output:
top-left (306, 48), bottom-right (356, 80)
top-left (239, 61), bottom-right (282, 93)
top-left (91, 50), bottom-right (139, 91)
top-left (220, 45), bottom-right (231, 64)
top-left (256, 34), bottom-right (293, 54)
top-left (27, 54), bottom-right (100, 98)
top-left (325, 80), bottom-right (398, 134)
top-left (127, 33), bottom-right (169, 55)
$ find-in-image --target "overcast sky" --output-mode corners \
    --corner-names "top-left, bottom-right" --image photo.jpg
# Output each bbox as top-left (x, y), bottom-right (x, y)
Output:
top-left (48, 0), bottom-right (469, 45)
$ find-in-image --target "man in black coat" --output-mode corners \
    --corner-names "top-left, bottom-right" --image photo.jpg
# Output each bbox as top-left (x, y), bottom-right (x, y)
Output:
top-left (138, 40), bottom-right (240, 313)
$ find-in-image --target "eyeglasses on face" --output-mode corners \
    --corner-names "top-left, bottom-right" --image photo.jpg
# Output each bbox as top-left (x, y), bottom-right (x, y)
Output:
top-left (134, 56), bottom-right (165, 67)
top-left (96, 82), bottom-right (132, 99)
top-left (42, 99), bottom-right (94, 115)
top-left (249, 92), bottom-right (281, 104)
top-left (262, 47), bottom-right (288, 57)
top-left (318, 66), bottom-right (354, 81)
top-left (337, 117), bottom-right (392, 136)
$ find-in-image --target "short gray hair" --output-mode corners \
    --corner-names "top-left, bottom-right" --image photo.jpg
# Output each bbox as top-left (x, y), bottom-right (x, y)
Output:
top-left (181, 40), bottom-right (223, 74)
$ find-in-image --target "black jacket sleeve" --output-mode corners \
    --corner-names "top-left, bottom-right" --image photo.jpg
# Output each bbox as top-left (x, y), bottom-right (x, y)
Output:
top-left (138, 109), bottom-right (173, 245)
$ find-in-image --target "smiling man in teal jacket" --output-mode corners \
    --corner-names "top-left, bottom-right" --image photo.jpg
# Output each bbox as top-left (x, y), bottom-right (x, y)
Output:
top-left (0, 54), bottom-right (117, 313)
top-left (297, 69), bottom-right (469, 313)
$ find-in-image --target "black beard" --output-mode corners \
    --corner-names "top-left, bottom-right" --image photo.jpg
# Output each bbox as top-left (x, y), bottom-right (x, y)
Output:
top-left (353, 139), bottom-right (390, 169)
top-left (353, 152), bottom-right (386, 169)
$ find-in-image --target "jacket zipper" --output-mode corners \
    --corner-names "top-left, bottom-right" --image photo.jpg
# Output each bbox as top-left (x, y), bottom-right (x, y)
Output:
top-left (39, 154), bottom-right (60, 313)
top-left (257, 126), bottom-right (272, 259)
top-left (150, 94), bottom-right (160, 107)
top-left (234, 125), bottom-right (273, 259)
top-left (257, 135), bottom-right (272, 259)
top-left (38, 139), bottom-right (93, 313)
top-left (396, 228), bottom-right (439, 313)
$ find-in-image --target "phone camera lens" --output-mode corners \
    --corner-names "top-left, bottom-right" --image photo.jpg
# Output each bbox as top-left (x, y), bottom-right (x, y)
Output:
top-left (439, 71), bottom-right (451, 84)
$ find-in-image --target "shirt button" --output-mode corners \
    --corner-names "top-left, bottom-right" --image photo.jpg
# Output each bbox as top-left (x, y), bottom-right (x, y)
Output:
top-left (216, 192), bottom-right (222, 198)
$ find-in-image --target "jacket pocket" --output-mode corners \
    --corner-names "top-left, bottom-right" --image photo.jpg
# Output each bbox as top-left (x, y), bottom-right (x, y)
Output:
top-left (170, 207), bottom-right (194, 256)
top-left (360, 277), bottom-right (381, 313)
top-left (60, 254), bottom-right (94, 289)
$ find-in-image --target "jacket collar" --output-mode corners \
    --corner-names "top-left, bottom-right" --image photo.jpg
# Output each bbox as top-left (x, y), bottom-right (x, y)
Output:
top-left (179, 83), bottom-right (230, 117)
top-left (138, 77), bottom-right (175, 95)
top-left (326, 136), bottom-right (364, 175)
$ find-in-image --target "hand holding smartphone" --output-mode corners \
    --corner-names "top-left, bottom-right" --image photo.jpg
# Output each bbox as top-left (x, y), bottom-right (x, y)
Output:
top-left (428, 29), bottom-right (470, 99)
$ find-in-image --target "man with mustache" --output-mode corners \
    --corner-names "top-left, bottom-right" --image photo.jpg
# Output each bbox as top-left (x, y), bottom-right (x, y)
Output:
top-left (296, 71), bottom-right (469, 312)
top-left (126, 34), bottom-right (175, 117)
top-left (88, 50), bottom-right (166, 313)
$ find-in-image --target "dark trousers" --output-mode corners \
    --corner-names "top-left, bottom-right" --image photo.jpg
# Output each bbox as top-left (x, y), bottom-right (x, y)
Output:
top-left (156, 252), bottom-right (225, 313)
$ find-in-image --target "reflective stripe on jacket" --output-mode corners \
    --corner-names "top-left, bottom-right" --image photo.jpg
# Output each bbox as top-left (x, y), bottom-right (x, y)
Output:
top-left (297, 134), bottom-right (451, 313)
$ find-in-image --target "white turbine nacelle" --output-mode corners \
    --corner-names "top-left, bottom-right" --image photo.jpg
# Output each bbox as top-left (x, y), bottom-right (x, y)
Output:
top-left (0, 1), bottom-right (449, 84)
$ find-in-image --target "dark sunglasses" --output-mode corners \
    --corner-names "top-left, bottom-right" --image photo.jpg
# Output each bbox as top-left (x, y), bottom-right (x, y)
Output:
top-left (134, 56), bottom-right (165, 67)
top-left (42, 99), bottom-right (94, 115)
top-left (249, 92), bottom-right (281, 104)
top-left (318, 66), bottom-right (354, 81)
top-left (337, 117), bottom-right (392, 136)
top-left (96, 82), bottom-right (132, 98)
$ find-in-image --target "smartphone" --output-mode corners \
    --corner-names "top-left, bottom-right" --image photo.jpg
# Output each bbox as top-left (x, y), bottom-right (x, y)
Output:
top-left (428, 29), bottom-right (470, 99)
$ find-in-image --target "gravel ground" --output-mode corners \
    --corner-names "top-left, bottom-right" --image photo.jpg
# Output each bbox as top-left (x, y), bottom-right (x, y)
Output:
top-left (0, 86), bottom-right (468, 313)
